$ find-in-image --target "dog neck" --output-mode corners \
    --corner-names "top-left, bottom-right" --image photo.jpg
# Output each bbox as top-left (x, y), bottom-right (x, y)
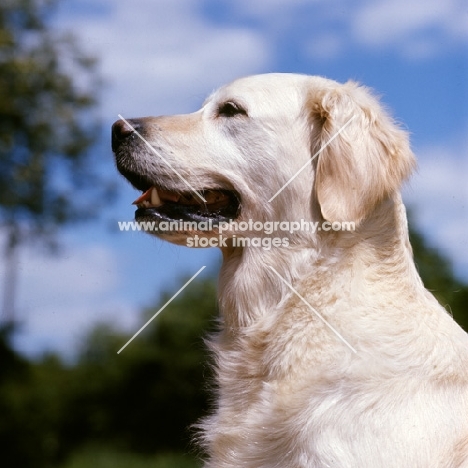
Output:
top-left (217, 194), bottom-right (423, 335)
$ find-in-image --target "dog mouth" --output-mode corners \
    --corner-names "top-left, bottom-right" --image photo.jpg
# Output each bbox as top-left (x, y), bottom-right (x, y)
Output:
top-left (132, 186), bottom-right (240, 226)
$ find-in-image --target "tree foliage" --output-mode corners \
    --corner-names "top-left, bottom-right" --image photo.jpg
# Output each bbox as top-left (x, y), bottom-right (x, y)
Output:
top-left (72, 278), bottom-right (218, 455)
top-left (0, 0), bottom-right (103, 243)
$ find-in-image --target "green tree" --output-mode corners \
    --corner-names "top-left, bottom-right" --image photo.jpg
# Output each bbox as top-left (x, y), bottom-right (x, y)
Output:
top-left (0, 327), bottom-right (69, 468)
top-left (53, 278), bottom-right (218, 464)
top-left (0, 0), bottom-right (105, 320)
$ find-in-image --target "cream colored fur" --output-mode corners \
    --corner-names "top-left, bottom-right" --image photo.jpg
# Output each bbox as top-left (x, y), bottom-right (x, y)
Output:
top-left (120, 74), bottom-right (468, 467)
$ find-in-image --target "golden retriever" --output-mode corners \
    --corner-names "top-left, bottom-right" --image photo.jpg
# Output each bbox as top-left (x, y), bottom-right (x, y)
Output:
top-left (112, 73), bottom-right (468, 468)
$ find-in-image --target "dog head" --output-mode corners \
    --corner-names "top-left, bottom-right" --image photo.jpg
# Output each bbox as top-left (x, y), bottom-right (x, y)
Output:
top-left (112, 73), bottom-right (415, 247)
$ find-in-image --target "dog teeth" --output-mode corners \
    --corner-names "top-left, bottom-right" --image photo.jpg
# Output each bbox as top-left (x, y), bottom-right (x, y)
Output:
top-left (132, 187), bottom-right (162, 207)
top-left (150, 187), bottom-right (162, 206)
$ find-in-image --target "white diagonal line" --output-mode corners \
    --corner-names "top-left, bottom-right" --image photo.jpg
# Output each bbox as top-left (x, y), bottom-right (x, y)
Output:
top-left (267, 265), bottom-right (357, 353)
top-left (117, 265), bottom-right (206, 354)
top-left (117, 114), bottom-right (206, 203)
top-left (268, 115), bottom-right (357, 202)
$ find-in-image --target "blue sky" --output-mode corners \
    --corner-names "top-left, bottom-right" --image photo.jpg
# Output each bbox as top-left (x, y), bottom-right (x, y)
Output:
top-left (8, 0), bottom-right (468, 358)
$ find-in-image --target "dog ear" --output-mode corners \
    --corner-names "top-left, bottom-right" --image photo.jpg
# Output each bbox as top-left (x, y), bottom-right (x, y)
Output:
top-left (309, 81), bottom-right (416, 225)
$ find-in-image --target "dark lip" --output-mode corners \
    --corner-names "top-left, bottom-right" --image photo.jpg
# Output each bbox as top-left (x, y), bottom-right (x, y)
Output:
top-left (135, 190), bottom-right (241, 227)
top-left (116, 163), bottom-right (241, 227)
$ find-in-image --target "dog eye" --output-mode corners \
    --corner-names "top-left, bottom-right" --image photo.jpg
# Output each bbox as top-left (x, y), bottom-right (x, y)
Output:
top-left (218, 101), bottom-right (247, 118)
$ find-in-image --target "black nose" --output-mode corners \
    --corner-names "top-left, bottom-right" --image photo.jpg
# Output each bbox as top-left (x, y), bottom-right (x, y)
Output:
top-left (111, 118), bottom-right (139, 151)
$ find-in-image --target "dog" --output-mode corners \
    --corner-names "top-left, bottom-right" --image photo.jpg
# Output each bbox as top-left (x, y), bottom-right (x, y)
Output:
top-left (112, 73), bottom-right (468, 467)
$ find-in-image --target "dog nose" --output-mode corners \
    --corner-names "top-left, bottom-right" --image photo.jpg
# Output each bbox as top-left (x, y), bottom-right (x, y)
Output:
top-left (111, 119), bottom-right (139, 151)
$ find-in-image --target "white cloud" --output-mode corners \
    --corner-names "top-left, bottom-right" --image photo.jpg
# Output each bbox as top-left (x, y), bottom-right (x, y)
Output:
top-left (350, 0), bottom-right (468, 57)
top-left (306, 33), bottom-right (343, 60)
top-left (403, 141), bottom-right (468, 280)
top-left (234, 0), bottom-right (313, 19)
top-left (1, 222), bottom-right (222, 359)
top-left (4, 241), bottom-right (141, 359)
top-left (290, 0), bottom-right (468, 60)
top-left (56, 0), bottom-right (271, 118)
